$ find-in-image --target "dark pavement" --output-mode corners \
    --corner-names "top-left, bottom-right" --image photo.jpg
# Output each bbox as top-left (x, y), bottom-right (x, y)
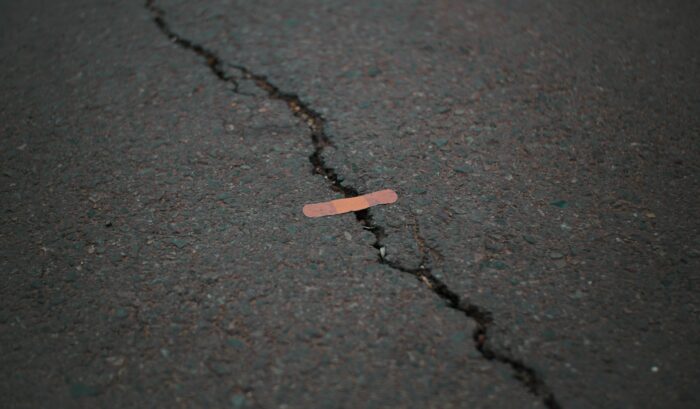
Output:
top-left (1, 0), bottom-right (699, 408)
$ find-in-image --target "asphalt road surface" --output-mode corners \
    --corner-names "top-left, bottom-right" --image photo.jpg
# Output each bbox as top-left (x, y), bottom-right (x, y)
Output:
top-left (1, 0), bottom-right (699, 408)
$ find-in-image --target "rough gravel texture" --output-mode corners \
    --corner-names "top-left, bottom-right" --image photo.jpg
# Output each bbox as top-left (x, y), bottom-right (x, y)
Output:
top-left (1, 0), bottom-right (699, 408)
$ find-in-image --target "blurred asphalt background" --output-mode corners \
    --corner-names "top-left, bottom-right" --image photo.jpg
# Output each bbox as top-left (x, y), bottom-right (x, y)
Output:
top-left (1, 0), bottom-right (699, 408)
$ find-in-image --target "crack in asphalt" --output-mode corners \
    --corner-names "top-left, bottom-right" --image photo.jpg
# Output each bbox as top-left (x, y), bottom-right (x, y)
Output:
top-left (147, 1), bottom-right (242, 94)
top-left (145, 1), bottom-right (561, 407)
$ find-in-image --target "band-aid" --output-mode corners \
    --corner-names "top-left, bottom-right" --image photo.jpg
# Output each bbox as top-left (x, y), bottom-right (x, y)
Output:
top-left (303, 189), bottom-right (398, 218)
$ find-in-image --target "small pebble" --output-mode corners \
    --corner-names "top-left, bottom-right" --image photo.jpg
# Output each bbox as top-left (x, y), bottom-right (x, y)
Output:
top-left (570, 290), bottom-right (584, 299)
top-left (523, 234), bottom-right (537, 244)
top-left (485, 240), bottom-right (504, 252)
top-left (70, 383), bottom-right (99, 398)
top-left (231, 394), bottom-right (247, 408)
top-left (551, 200), bottom-right (568, 208)
top-left (114, 308), bottom-right (128, 319)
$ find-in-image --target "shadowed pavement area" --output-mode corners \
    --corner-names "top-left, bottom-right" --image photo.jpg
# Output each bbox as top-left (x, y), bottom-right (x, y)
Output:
top-left (1, 1), bottom-right (699, 408)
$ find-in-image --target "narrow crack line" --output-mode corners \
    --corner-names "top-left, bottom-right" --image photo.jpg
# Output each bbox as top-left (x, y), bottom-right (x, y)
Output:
top-left (145, 2), bottom-right (561, 408)
top-left (146, 0), bottom-right (241, 93)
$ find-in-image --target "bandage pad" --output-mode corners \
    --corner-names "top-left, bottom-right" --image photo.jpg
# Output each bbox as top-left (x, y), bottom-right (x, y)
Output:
top-left (303, 189), bottom-right (398, 218)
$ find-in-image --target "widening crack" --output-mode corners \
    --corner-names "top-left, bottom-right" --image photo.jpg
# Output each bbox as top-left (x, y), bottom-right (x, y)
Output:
top-left (145, 2), bottom-right (561, 408)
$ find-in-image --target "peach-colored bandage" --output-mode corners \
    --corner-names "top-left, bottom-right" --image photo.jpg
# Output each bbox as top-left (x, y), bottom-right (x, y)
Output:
top-left (303, 189), bottom-right (398, 218)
